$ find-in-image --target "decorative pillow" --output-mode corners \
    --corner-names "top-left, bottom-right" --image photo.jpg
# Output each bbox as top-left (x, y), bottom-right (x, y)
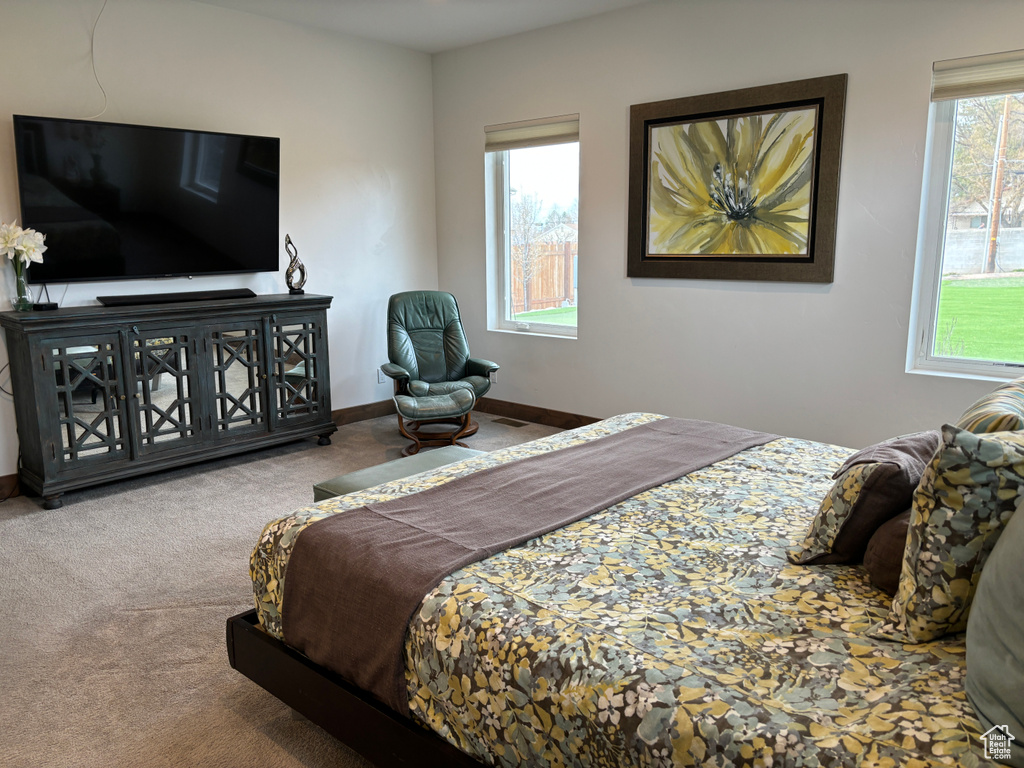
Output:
top-left (966, 504), bottom-right (1024, 766)
top-left (788, 431), bottom-right (940, 565)
top-left (869, 425), bottom-right (1024, 643)
top-left (863, 509), bottom-right (912, 595)
top-left (956, 377), bottom-right (1024, 433)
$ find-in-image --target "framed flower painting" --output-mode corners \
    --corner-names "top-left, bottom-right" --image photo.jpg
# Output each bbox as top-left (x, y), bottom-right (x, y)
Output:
top-left (627, 74), bottom-right (847, 282)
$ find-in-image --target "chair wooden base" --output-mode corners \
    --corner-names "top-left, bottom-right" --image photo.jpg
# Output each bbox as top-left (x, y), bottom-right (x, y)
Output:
top-left (397, 413), bottom-right (477, 456)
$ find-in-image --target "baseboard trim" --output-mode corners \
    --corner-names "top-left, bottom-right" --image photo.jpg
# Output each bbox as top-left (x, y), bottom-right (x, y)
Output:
top-left (332, 400), bottom-right (396, 425)
top-left (331, 398), bottom-right (598, 431)
top-left (0, 472), bottom-right (20, 500)
top-left (473, 397), bottom-right (600, 430)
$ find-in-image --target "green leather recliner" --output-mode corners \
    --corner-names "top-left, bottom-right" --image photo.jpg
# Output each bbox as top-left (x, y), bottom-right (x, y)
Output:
top-left (381, 291), bottom-right (499, 452)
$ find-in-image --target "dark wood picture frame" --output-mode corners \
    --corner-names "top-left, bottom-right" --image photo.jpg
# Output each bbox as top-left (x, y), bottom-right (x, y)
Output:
top-left (627, 74), bottom-right (847, 283)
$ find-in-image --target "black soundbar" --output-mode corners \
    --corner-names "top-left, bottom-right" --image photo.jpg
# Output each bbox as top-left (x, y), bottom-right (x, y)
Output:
top-left (96, 288), bottom-right (257, 307)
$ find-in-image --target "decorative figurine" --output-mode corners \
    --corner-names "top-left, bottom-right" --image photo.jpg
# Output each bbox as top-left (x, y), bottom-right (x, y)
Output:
top-left (284, 234), bottom-right (306, 295)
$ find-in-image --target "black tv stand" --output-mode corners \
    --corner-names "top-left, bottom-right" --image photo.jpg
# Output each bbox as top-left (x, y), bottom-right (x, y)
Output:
top-left (0, 293), bottom-right (335, 508)
top-left (96, 288), bottom-right (257, 307)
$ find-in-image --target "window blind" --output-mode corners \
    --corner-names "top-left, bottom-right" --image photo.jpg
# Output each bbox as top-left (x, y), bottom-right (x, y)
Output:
top-left (932, 49), bottom-right (1024, 102)
top-left (484, 114), bottom-right (579, 152)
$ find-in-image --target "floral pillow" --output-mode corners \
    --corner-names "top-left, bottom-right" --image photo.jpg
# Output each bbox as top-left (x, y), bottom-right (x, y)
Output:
top-left (869, 425), bottom-right (1024, 643)
top-left (955, 377), bottom-right (1024, 433)
top-left (788, 431), bottom-right (939, 565)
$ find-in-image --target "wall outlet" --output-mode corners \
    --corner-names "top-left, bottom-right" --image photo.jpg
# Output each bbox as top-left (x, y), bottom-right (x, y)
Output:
top-left (377, 368), bottom-right (386, 384)
top-left (491, 370), bottom-right (498, 384)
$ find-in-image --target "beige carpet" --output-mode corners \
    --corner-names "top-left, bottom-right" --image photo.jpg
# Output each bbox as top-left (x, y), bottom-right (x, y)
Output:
top-left (1, 413), bottom-right (559, 768)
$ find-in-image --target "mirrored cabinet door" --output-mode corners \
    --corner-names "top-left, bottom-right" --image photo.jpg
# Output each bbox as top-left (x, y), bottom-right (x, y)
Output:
top-left (209, 326), bottom-right (268, 437)
top-left (269, 316), bottom-right (325, 426)
top-left (42, 336), bottom-right (130, 473)
top-left (128, 328), bottom-right (203, 454)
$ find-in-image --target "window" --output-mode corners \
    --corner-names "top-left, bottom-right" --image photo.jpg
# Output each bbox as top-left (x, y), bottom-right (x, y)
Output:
top-left (909, 50), bottom-right (1024, 379)
top-left (485, 115), bottom-right (579, 338)
top-left (181, 133), bottom-right (227, 202)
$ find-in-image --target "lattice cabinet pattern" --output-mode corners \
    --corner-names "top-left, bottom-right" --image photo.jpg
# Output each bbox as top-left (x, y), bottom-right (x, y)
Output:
top-left (131, 332), bottom-right (199, 450)
top-left (0, 294), bottom-right (335, 509)
top-left (49, 338), bottom-right (129, 465)
top-left (272, 318), bottom-right (323, 422)
top-left (212, 326), bottom-right (266, 434)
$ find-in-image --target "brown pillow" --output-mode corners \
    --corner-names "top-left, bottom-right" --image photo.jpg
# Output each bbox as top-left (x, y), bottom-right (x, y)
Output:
top-left (788, 430), bottom-right (940, 565)
top-left (864, 509), bottom-right (912, 595)
top-left (834, 429), bottom-right (941, 478)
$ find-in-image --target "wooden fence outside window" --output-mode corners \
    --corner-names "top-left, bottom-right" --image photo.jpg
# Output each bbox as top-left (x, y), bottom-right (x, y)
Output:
top-left (510, 240), bottom-right (577, 315)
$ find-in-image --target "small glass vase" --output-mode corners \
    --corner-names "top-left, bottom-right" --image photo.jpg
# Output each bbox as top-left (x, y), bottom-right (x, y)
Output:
top-left (10, 263), bottom-right (32, 312)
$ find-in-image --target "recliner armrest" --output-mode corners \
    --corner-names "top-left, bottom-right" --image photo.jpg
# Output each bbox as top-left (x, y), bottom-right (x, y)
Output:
top-left (408, 380), bottom-right (431, 397)
top-left (467, 358), bottom-right (500, 377)
top-left (380, 362), bottom-right (410, 382)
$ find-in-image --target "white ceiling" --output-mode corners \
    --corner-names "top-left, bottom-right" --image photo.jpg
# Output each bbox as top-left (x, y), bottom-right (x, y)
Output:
top-left (192, 0), bottom-right (654, 54)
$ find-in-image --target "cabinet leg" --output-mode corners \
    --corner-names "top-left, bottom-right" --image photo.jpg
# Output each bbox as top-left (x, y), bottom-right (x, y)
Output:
top-left (42, 494), bottom-right (64, 510)
top-left (317, 434), bottom-right (332, 446)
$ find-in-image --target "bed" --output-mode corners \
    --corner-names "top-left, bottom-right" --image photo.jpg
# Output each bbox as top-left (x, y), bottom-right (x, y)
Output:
top-left (229, 412), bottom-right (997, 767)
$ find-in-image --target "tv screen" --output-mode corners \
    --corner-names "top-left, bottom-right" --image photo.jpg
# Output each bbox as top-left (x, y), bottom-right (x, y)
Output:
top-left (12, 115), bottom-right (280, 284)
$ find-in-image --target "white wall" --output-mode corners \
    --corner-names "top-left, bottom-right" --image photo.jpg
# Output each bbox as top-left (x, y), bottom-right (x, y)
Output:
top-left (432, 0), bottom-right (1024, 448)
top-left (0, 0), bottom-right (438, 475)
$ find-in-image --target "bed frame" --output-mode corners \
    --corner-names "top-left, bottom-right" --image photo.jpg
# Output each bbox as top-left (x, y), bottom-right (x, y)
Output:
top-left (226, 609), bottom-right (485, 768)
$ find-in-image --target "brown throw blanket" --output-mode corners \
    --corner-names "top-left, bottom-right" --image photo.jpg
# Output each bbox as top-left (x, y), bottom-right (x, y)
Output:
top-left (281, 417), bottom-right (776, 715)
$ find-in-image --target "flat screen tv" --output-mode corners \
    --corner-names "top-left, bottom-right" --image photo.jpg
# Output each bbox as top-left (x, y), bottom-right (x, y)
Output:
top-left (12, 115), bottom-right (280, 284)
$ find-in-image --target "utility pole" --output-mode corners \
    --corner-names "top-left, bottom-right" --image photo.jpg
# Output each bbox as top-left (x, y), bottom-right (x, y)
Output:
top-left (985, 94), bottom-right (1012, 273)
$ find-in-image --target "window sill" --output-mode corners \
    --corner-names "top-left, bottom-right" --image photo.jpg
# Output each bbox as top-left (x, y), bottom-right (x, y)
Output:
top-left (488, 326), bottom-right (577, 340)
top-left (906, 361), bottom-right (1024, 383)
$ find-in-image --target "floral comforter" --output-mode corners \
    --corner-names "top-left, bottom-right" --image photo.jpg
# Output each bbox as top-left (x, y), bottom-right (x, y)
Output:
top-left (251, 413), bottom-right (993, 768)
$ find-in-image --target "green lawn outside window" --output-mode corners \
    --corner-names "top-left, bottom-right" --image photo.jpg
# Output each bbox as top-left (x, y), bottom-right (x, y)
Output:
top-left (935, 276), bottom-right (1024, 364)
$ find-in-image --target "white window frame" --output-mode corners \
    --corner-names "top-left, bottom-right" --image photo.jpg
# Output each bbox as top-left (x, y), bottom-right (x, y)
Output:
top-left (484, 115), bottom-right (579, 339)
top-left (908, 50), bottom-right (1024, 381)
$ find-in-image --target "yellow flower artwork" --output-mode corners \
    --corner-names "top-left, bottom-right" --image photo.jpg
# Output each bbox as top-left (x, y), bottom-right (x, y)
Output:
top-left (646, 107), bottom-right (818, 256)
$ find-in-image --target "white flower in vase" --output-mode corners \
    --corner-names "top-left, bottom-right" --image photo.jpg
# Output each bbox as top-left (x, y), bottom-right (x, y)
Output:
top-left (0, 221), bottom-right (22, 259)
top-left (17, 227), bottom-right (47, 264)
top-left (1, 220), bottom-right (47, 311)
